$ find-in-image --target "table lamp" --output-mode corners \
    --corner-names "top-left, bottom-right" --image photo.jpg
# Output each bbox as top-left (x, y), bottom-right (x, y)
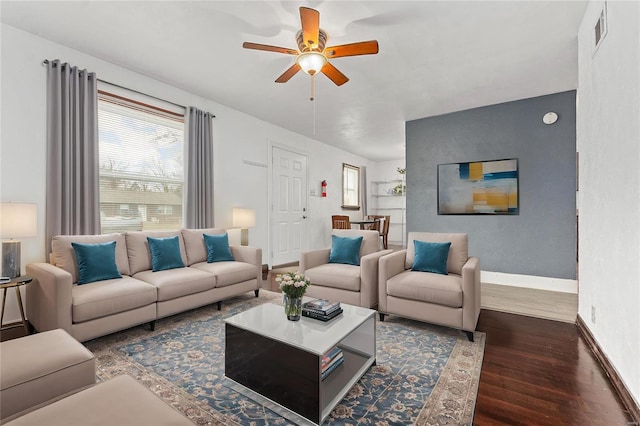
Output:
top-left (232, 208), bottom-right (256, 246)
top-left (1, 202), bottom-right (37, 279)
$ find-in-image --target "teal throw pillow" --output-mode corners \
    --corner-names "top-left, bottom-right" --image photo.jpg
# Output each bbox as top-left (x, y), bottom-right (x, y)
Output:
top-left (71, 241), bottom-right (122, 285)
top-left (147, 236), bottom-right (185, 272)
top-left (412, 240), bottom-right (451, 275)
top-left (328, 235), bottom-right (363, 266)
top-left (203, 233), bottom-right (234, 262)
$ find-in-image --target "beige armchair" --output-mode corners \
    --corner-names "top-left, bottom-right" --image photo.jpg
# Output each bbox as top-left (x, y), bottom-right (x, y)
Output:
top-left (378, 232), bottom-right (480, 341)
top-left (300, 230), bottom-right (392, 308)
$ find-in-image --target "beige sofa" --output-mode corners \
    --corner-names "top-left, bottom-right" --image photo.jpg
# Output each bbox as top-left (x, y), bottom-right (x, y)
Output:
top-left (299, 229), bottom-right (392, 308)
top-left (1, 329), bottom-right (191, 425)
top-left (26, 228), bottom-right (262, 342)
top-left (378, 232), bottom-right (481, 341)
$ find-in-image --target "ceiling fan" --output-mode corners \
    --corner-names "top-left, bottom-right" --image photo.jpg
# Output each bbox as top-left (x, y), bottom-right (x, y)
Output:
top-left (243, 6), bottom-right (378, 98)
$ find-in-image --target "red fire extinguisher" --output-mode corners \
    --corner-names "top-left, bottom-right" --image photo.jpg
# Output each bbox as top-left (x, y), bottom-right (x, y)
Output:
top-left (321, 180), bottom-right (327, 198)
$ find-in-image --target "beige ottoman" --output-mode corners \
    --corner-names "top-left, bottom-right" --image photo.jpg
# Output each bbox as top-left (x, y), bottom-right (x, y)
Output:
top-left (5, 375), bottom-right (192, 425)
top-left (0, 329), bottom-right (95, 420)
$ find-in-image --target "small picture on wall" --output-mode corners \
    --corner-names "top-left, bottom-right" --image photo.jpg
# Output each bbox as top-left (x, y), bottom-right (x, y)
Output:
top-left (438, 158), bottom-right (519, 215)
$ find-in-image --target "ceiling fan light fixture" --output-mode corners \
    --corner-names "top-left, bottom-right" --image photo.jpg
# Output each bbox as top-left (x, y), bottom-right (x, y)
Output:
top-left (296, 51), bottom-right (327, 76)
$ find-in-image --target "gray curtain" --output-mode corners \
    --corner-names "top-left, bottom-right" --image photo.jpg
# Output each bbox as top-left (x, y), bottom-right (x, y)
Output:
top-left (360, 166), bottom-right (368, 217)
top-left (45, 60), bottom-right (99, 248)
top-left (184, 107), bottom-right (214, 228)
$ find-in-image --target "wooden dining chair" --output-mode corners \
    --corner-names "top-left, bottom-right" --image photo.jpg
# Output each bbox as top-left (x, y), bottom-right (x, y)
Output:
top-left (365, 215), bottom-right (381, 231)
top-left (331, 215), bottom-right (351, 229)
top-left (379, 215), bottom-right (391, 249)
top-left (367, 215), bottom-right (390, 249)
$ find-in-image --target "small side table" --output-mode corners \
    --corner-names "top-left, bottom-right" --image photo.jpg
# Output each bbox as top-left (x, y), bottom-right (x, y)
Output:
top-left (0, 276), bottom-right (32, 335)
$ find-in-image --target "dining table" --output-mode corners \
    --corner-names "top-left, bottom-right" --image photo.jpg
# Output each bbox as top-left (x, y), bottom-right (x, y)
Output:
top-left (350, 218), bottom-right (380, 230)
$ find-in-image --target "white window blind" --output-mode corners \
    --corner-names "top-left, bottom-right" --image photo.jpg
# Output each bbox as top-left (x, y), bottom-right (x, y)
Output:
top-left (342, 163), bottom-right (360, 209)
top-left (97, 90), bottom-right (185, 234)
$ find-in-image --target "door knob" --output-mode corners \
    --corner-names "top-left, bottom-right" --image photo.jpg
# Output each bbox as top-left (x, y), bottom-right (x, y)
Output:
top-left (303, 215), bottom-right (307, 219)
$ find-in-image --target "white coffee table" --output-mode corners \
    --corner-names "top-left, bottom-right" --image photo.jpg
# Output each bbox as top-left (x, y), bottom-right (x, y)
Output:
top-left (224, 300), bottom-right (376, 425)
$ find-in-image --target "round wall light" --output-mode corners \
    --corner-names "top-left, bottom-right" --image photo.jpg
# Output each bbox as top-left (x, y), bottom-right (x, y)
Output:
top-left (543, 112), bottom-right (559, 125)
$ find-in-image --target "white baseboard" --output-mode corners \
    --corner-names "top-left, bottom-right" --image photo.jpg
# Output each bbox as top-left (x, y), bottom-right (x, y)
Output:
top-left (481, 271), bottom-right (578, 294)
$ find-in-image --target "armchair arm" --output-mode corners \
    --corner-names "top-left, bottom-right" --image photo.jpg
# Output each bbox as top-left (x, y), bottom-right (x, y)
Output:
top-left (359, 249), bottom-right (392, 308)
top-left (299, 248), bottom-right (331, 273)
top-left (25, 263), bottom-right (73, 334)
top-left (461, 256), bottom-right (481, 332)
top-left (230, 246), bottom-right (263, 285)
top-left (378, 250), bottom-right (408, 313)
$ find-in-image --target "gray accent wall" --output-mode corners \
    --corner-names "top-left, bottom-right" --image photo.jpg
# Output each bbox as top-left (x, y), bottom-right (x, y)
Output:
top-left (406, 91), bottom-right (576, 279)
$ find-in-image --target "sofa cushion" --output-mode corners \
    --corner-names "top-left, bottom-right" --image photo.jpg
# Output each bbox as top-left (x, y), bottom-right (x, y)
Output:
top-left (72, 276), bottom-right (157, 323)
top-left (0, 329), bottom-right (95, 422)
top-left (412, 240), bottom-right (451, 275)
top-left (3, 375), bottom-right (192, 426)
top-left (204, 233), bottom-right (234, 262)
top-left (386, 270), bottom-right (463, 308)
top-left (71, 241), bottom-right (123, 284)
top-left (52, 234), bottom-right (129, 284)
top-left (133, 267), bottom-right (216, 302)
top-left (406, 232), bottom-right (468, 275)
top-left (126, 231), bottom-right (187, 275)
top-left (147, 236), bottom-right (185, 272)
top-left (190, 261), bottom-right (257, 288)
top-left (303, 263), bottom-right (361, 292)
top-left (329, 235), bottom-right (363, 266)
top-left (182, 228), bottom-right (227, 265)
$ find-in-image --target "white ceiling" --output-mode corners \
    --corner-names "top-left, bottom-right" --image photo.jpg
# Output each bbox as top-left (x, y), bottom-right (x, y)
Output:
top-left (1, 1), bottom-right (587, 161)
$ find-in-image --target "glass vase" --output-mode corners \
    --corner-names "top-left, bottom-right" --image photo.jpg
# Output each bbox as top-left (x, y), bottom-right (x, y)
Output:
top-left (283, 294), bottom-right (303, 321)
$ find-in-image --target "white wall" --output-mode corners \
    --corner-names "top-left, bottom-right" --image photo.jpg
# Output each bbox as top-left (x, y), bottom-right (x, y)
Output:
top-left (577, 1), bottom-right (640, 404)
top-left (0, 24), bottom-right (374, 321)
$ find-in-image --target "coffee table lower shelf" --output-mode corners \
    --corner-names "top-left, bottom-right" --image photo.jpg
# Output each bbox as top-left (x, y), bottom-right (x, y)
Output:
top-left (225, 312), bottom-right (375, 425)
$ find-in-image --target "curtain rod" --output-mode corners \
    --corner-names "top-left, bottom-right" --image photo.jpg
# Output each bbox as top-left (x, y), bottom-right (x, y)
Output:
top-left (42, 59), bottom-right (216, 118)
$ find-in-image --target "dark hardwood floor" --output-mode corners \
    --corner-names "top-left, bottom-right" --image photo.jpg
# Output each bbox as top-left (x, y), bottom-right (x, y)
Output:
top-left (2, 279), bottom-right (634, 425)
top-left (0, 323), bottom-right (30, 342)
top-left (474, 310), bottom-right (634, 425)
top-left (267, 271), bottom-right (634, 424)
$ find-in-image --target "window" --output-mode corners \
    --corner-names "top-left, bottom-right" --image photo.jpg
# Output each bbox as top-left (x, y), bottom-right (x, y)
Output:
top-left (98, 89), bottom-right (185, 233)
top-left (342, 163), bottom-right (360, 210)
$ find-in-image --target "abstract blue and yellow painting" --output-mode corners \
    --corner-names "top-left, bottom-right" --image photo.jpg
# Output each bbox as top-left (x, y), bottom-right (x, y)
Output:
top-left (438, 159), bottom-right (519, 215)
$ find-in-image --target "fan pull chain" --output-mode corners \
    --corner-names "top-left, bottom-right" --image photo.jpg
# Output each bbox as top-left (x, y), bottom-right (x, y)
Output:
top-left (311, 75), bottom-right (316, 135)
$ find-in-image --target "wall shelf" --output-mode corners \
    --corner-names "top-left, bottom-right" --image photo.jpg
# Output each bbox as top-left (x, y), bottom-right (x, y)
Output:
top-left (370, 179), bottom-right (406, 247)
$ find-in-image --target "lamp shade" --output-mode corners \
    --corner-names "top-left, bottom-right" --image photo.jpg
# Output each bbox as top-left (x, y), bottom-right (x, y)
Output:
top-left (296, 52), bottom-right (327, 76)
top-left (0, 202), bottom-right (37, 238)
top-left (232, 208), bottom-right (256, 228)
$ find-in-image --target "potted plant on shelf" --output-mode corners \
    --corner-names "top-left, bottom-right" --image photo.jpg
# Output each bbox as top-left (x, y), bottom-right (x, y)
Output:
top-left (394, 167), bottom-right (406, 195)
top-left (276, 272), bottom-right (311, 321)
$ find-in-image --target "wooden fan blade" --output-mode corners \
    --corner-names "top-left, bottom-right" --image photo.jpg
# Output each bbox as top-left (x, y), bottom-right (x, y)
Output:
top-left (275, 63), bottom-right (302, 83)
top-left (300, 7), bottom-right (320, 49)
top-left (321, 62), bottom-right (349, 86)
top-left (243, 42), bottom-right (298, 55)
top-left (325, 40), bottom-right (379, 58)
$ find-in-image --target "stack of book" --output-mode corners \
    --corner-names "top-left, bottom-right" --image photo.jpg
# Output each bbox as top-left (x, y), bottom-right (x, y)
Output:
top-left (321, 346), bottom-right (344, 380)
top-left (302, 299), bottom-right (343, 321)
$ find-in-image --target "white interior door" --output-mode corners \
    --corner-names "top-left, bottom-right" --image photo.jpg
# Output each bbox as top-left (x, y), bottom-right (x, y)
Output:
top-left (271, 147), bottom-right (308, 266)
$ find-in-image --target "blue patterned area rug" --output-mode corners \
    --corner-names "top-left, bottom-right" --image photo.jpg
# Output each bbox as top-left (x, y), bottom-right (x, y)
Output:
top-left (85, 291), bottom-right (484, 425)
